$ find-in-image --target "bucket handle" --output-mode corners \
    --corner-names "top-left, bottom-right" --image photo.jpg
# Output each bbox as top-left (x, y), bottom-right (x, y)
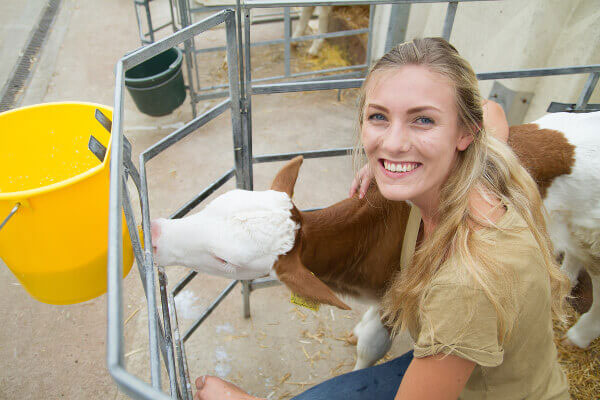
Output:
top-left (0, 203), bottom-right (21, 231)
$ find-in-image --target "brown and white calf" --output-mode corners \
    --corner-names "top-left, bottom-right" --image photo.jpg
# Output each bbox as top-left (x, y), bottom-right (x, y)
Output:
top-left (152, 111), bottom-right (600, 369)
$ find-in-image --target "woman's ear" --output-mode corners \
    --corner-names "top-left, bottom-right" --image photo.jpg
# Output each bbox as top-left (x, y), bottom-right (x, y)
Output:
top-left (456, 128), bottom-right (475, 151)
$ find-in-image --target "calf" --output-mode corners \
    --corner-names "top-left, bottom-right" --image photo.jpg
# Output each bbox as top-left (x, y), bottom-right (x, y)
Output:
top-left (152, 112), bottom-right (599, 368)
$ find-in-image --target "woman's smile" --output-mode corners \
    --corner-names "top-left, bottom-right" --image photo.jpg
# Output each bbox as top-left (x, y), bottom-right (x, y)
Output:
top-left (379, 159), bottom-right (422, 178)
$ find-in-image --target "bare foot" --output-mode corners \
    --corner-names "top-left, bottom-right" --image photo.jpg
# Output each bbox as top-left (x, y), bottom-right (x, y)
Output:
top-left (195, 376), bottom-right (260, 400)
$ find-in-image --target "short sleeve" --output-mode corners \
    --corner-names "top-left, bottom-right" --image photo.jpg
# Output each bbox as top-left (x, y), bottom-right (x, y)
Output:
top-left (413, 283), bottom-right (504, 367)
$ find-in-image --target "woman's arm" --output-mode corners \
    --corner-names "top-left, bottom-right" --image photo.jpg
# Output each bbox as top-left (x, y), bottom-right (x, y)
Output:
top-left (482, 99), bottom-right (509, 143)
top-left (395, 354), bottom-right (475, 400)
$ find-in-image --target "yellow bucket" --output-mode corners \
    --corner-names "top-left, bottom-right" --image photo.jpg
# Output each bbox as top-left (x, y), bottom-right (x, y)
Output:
top-left (0, 102), bottom-right (134, 304)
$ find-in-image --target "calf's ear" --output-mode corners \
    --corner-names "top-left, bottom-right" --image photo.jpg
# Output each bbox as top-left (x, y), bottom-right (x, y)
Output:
top-left (274, 245), bottom-right (351, 311)
top-left (271, 156), bottom-right (303, 198)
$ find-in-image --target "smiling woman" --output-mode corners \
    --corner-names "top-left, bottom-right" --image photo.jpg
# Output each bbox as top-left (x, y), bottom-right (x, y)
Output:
top-left (193, 38), bottom-right (571, 400)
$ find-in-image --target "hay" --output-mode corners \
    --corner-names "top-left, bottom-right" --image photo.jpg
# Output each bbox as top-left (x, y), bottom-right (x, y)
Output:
top-left (553, 306), bottom-right (600, 399)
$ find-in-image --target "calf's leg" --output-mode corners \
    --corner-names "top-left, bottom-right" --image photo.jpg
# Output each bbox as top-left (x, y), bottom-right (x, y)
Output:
top-left (352, 306), bottom-right (392, 370)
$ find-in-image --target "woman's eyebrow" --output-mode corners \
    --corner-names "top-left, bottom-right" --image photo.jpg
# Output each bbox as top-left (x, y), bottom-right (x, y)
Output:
top-left (366, 103), bottom-right (389, 112)
top-left (406, 105), bottom-right (441, 114)
top-left (366, 104), bottom-right (442, 114)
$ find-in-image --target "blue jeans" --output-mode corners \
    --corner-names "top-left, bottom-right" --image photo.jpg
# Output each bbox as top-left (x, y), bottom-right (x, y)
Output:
top-left (292, 351), bottom-right (414, 400)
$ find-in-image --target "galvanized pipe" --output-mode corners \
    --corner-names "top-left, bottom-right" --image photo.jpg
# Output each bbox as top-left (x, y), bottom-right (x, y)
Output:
top-left (441, 1), bottom-right (457, 40)
top-left (575, 72), bottom-right (599, 110)
top-left (183, 280), bottom-right (239, 342)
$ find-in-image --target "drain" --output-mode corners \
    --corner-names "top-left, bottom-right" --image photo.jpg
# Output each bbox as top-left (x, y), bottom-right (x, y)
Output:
top-left (0, 0), bottom-right (62, 112)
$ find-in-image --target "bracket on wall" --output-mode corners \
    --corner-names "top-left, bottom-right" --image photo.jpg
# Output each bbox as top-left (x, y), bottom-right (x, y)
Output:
top-left (547, 102), bottom-right (600, 113)
top-left (488, 81), bottom-right (533, 125)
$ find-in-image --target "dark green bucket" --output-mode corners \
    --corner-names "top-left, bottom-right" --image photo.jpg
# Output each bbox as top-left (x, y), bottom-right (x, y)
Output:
top-left (125, 47), bottom-right (186, 117)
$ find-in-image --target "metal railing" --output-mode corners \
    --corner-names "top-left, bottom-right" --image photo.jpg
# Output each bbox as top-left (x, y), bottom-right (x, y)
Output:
top-left (109, 1), bottom-right (599, 398)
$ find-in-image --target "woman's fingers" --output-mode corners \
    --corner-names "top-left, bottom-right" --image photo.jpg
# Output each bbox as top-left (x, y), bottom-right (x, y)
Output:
top-left (349, 164), bottom-right (373, 199)
top-left (349, 175), bottom-right (361, 198)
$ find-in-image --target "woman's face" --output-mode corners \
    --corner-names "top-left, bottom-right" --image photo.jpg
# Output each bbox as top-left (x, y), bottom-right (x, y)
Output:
top-left (361, 65), bottom-right (473, 209)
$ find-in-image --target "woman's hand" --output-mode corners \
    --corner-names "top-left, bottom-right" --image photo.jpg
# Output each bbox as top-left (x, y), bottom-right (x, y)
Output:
top-left (349, 163), bottom-right (373, 199)
top-left (194, 375), bottom-right (263, 400)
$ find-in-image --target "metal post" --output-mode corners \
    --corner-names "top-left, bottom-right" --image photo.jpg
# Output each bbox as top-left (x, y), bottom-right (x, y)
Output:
top-left (365, 4), bottom-right (375, 66)
top-left (177, 0), bottom-right (199, 117)
top-left (138, 163), bottom-right (162, 390)
top-left (575, 72), bottom-right (599, 110)
top-left (384, 3), bottom-right (410, 53)
top-left (143, 0), bottom-right (156, 43)
top-left (442, 1), bottom-right (458, 41)
top-left (284, 7), bottom-right (291, 77)
top-left (240, 7), bottom-right (256, 318)
top-left (242, 8), bottom-right (254, 190)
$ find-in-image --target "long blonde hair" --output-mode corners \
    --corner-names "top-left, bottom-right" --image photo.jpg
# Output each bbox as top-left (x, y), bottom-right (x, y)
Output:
top-left (355, 38), bottom-right (570, 341)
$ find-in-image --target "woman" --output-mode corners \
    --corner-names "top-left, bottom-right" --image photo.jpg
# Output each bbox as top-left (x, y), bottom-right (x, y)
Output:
top-left (194, 38), bottom-right (570, 400)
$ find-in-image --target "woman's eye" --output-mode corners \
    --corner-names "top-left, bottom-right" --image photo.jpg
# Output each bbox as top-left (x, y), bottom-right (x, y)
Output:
top-left (368, 113), bottom-right (387, 122)
top-left (415, 116), bottom-right (434, 125)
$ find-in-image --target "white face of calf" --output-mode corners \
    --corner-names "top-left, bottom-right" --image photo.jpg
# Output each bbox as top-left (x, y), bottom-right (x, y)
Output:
top-left (151, 189), bottom-right (298, 280)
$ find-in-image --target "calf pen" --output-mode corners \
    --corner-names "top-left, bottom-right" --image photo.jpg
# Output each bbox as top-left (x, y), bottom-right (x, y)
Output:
top-left (107, 2), bottom-right (600, 399)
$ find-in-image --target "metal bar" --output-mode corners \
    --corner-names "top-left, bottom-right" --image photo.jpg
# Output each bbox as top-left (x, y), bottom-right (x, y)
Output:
top-left (575, 72), bottom-right (599, 110)
top-left (476, 65), bottom-right (600, 80)
top-left (148, 21), bottom-right (174, 35)
top-left (172, 271), bottom-right (198, 297)
top-left (243, 0), bottom-right (497, 8)
top-left (134, 2), bottom-right (146, 45)
top-left (121, 181), bottom-right (145, 277)
top-left (157, 268), bottom-right (181, 398)
top-left (253, 147), bottom-right (352, 163)
top-left (109, 62), bottom-right (169, 399)
top-left (195, 45), bottom-right (227, 54)
top-left (110, 366), bottom-right (171, 400)
top-left (142, 99), bottom-right (231, 161)
top-left (242, 8), bottom-right (254, 191)
top-left (0, 203), bottom-right (20, 231)
top-left (178, 0), bottom-right (199, 117)
top-left (284, 7), bottom-right (291, 78)
top-left (365, 4), bottom-right (374, 65)
top-left (441, 1), bottom-right (457, 41)
top-left (252, 78), bottom-right (363, 94)
top-left (249, 277), bottom-right (281, 291)
top-left (138, 162), bottom-right (162, 390)
top-left (193, 27), bottom-right (371, 55)
top-left (107, 60), bottom-right (126, 379)
top-left (242, 281), bottom-right (251, 318)
top-left (168, 292), bottom-right (193, 400)
top-left (183, 280), bottom-right (239, 342)
top-left (122, 164), bottom-right (174, 389)
top-left (122, 10), bottom-right (231, 70)
top-left (195, 90), bottom-right (231, 101)
top-left (290, 27), bottom-right (370, 42)
top-left (169, 168), bottom-right (236, 220)
top-left (196, 64), bottom-right (365, 91)
top-left (143, 0), bottom-right (155, 43)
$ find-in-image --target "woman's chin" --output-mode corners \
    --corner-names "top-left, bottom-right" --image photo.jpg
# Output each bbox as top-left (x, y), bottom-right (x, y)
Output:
top-left (375, 180), bottom-right (414, 202)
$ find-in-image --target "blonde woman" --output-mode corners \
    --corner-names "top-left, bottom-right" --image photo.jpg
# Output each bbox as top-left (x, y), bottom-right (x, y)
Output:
top-left (194, 38), bottom-right (571, 400)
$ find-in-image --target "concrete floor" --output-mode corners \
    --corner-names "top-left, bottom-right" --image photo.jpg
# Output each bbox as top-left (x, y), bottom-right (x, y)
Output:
top-left (0, 1), bottom-right (411, 399)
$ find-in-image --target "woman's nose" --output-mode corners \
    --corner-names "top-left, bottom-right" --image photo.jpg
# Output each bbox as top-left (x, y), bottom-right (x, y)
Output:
top-left (382, 123), bottom-right (411, 153)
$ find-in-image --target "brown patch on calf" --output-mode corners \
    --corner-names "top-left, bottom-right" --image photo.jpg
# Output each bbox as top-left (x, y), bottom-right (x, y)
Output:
top-left (569, 269), bottom-right (593, 314)
top-left (508, 123), bottom-right (576, 198)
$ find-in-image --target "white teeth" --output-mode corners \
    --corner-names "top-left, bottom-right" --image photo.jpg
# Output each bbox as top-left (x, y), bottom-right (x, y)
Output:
top-left (384, 161), bottom-right (417, 173)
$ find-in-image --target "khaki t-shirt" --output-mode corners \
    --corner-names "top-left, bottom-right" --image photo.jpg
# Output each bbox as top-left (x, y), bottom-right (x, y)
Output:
top-left (403, 205), bottom-right (569, 399)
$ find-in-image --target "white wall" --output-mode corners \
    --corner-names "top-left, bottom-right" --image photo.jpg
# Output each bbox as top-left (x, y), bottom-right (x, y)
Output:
top-left (371, 0), bottom-right (600, 123)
